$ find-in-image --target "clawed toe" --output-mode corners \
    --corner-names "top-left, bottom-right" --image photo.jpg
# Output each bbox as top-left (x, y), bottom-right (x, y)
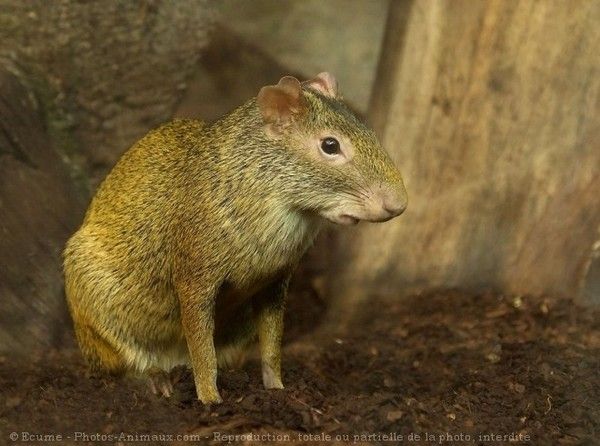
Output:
top-left (147, 369), bottom-right (175, 398)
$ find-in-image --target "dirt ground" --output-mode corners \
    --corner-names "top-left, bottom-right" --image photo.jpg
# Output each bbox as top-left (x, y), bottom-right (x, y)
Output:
top-left (1, 290), bottom-right (598, 445)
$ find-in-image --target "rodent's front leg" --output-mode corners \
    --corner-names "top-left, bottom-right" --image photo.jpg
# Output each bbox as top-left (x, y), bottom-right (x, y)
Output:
top-left (175, 275), bottom-right (222, 405)
top-left (253, 275), bottom-right (291, 390)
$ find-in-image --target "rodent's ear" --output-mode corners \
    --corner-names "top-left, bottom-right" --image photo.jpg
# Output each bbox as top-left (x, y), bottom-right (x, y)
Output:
top-left (303, 72), bottom-right (338, 98)
top-left (257, 76), bottom-right (305, 127)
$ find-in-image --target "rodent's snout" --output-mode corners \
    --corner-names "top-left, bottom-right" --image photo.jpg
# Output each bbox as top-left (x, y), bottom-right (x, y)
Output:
top-left (365, 182), bottom-right (407, 222)
top-left (322, 181), bottom-right (407, 225)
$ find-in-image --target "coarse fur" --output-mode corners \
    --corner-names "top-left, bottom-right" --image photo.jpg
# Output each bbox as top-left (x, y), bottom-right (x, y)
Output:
top-left (63, 74), bottom-right (407, 404)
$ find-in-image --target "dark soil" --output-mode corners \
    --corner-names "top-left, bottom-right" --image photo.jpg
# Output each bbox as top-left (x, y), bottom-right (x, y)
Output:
top-left (1, 290), bottom-right (598, 445)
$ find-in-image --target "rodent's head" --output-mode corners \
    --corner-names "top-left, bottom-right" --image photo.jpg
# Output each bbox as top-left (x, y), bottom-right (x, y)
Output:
top-left (256, 73), bottom-right (407, 225)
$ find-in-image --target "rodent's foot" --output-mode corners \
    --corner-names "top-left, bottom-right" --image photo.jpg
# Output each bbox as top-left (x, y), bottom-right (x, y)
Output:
top-left (147, 368), bottom-right (174, 398)
top-left (197, 389), bottom-right (223, 405)
top-left (262, 364), bottom-right (284, 390)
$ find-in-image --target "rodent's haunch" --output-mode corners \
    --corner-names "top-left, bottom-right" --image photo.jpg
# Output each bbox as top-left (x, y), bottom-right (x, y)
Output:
top-left (63, 73), bottom-right (407, 404)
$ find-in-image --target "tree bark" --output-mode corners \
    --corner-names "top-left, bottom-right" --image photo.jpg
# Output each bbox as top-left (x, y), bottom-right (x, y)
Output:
top-left (331, 0), bottom-right (600, 322)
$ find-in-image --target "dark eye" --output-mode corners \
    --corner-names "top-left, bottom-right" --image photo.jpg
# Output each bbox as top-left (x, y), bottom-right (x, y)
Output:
top-left (320, 137), bottom-right (340, 155)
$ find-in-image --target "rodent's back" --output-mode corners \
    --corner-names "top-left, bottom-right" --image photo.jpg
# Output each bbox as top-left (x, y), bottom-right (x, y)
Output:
top-left (86, 119), bottom-right (204, 225)
top-left (73, 119), bottom-right (207, 275)
top-left (63, 120), bottom-right (211, 371)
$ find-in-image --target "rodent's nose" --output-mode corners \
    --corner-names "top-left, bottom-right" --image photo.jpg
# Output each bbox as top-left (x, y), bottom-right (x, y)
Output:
top-left (381, 185), bottom-right (408, 218)
top-left (360, 182), bottom-right (407, 223)
top-left (383, 201), bottom-right (407, 217)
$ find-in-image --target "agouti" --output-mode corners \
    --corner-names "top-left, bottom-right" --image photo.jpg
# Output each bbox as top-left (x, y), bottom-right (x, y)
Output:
top-left (63, 73), bottom-right (407, 404)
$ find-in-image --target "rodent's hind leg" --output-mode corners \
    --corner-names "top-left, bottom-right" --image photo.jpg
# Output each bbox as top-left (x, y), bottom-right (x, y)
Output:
top-left (147, 367), bottom-right (175, 398)
top-left (73, 321), bottom-right (125, 375)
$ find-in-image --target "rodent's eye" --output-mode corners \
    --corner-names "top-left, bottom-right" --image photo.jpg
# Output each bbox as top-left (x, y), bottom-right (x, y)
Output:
top-left (320, 137), bottom-right (341, 156)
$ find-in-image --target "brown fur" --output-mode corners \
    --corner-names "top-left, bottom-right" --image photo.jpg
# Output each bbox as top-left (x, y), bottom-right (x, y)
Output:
top-left (63, 74), bottom-right (406, 404)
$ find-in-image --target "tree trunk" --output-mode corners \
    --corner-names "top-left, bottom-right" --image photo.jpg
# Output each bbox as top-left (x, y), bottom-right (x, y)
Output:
top-left (330, 0), bottom-right (600, 323)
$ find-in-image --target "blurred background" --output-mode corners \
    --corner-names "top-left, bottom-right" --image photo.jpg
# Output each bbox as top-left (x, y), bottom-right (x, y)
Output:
top-left (1, 1), bottom-right (599, 441)
top-left (0, 0), bottom-right (598, 353)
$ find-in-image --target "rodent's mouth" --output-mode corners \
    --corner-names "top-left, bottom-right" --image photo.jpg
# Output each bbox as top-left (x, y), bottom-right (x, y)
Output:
top-left (326, 214), bottom-right (360, 226)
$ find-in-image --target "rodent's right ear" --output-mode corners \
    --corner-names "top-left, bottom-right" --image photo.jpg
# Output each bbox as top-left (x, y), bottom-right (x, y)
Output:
top-left (257, 76), bottom-right (305, 132)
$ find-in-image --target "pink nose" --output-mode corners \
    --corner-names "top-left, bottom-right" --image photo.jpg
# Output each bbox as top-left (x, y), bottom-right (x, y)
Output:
top-left (383, 204), bottom-right (405, 217)
top-left (380, 185), bottom-right (408, 218)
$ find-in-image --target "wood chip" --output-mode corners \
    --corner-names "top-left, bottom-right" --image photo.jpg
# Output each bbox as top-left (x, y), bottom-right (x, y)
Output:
top-left (386, 410), bottom-right (404, 422)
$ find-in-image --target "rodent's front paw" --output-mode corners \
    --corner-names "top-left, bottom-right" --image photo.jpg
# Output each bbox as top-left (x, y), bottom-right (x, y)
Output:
top-left (197, 386), bottom-right (223, 405)
top-left (262, 364), bottom-right (284, 389)
top-left (199, 393), bottom-right (223, 405)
